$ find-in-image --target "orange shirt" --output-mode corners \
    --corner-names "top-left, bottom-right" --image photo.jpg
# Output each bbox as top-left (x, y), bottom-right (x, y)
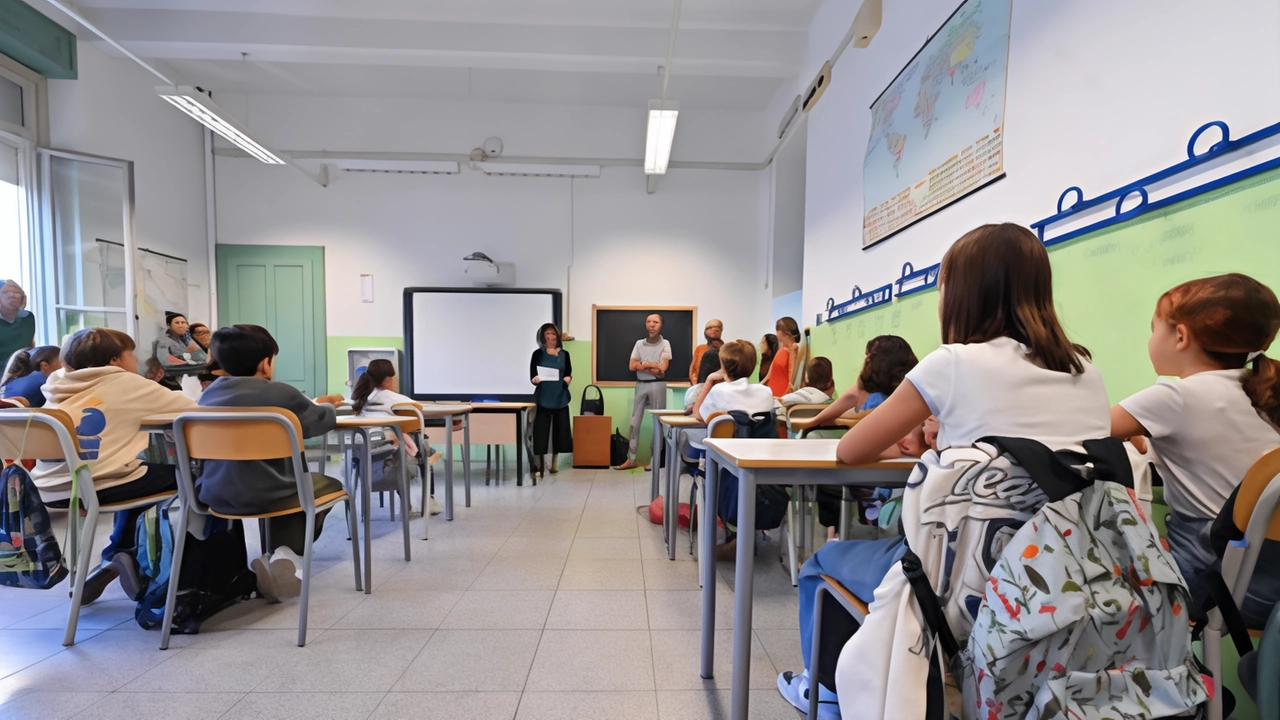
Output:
top-left (765, 346), bottom-right (791, 397)
top-left (689, 344), bottom-right (710, 385)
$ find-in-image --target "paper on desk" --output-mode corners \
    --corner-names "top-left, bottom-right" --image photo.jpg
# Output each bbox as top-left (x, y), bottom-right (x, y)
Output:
top-left (536, 366), bottom-right (560, 382)
top-left (180, 374), bottom-right (203, 401)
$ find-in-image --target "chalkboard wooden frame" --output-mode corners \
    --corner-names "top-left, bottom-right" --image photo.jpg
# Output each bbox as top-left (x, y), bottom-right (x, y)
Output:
top-left (591, 304), bottom-right (697, 388)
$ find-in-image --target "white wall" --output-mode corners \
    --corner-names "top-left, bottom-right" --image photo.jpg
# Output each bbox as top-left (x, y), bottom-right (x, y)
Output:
top-left (46, 39), bottom-right (210, 323)
top-left (214, 159), bottom-right (772, 343)
top-left (801, 0), bottom-right (1280, 322)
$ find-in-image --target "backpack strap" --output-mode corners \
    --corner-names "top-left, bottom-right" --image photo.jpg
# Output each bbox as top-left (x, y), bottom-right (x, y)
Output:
top-left (901, 547), bottom-right (960, 658)
top-left (1192, 570), bottom-right (1256, 659)
top-left (979, 436), bottom-right (1095, 502)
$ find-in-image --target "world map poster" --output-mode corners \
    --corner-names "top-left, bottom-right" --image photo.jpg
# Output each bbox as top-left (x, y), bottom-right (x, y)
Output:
top-left (862, 0), bottom-right (1011, 248)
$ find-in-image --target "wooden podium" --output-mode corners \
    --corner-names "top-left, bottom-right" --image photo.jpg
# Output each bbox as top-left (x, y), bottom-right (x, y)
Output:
top-left (572, 415), bottom-right (613, 468)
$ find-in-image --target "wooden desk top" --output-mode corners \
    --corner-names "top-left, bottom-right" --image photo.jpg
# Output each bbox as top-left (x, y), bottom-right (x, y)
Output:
top-left (659, 415), bottom-right (706, 428)
top-left (392, 403), bottom-right (471, 417)
top-left (466, 402), bottom-right (536, 411)
top-left (140, 412), bottom-right (181, 429)
top-left (335, 415), bottom-right (420, 433)
top-left (704, 438), bottom-right (919, 471)
top-left (649, 409), bottom-right (687, 417)
top-left (787, 413), bottom-right (865, 432)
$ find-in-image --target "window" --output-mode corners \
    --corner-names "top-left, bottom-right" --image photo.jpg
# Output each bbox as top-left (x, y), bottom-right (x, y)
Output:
top-left (0, 131), bottom-right (36, 306)
top-left (38, 151), bottom-right (136, 342)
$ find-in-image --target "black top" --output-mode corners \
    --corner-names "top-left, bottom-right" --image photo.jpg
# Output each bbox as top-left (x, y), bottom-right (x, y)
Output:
top-left (529, 348), bottom-right (572, 409)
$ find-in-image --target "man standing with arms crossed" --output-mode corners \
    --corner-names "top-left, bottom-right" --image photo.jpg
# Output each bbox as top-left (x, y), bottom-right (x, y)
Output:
top-left (614, 313), bottom-right (671, 471)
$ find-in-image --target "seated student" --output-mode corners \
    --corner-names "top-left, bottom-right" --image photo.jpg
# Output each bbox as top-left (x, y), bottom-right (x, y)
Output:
top-left (778, 356), bottom-right (837, 409)
top-left (350, 358), bottom-right (443, 517)
top-left (143, 356), bottom-right (182, 391)
top-left (1, 345), bottom-right (60, 407)
top-left (683, 348), bottom-right (721, 412)
top-left (34, 328), bottom-right (197, 603)
top-left (196, 325), bottom-right (346, 602)
top-left (805, 336), bottom-right (918, 432)
top-left (1110, 273), bottom-right (1280, 606)
top-left (691, 339), bottom-right (775, 424)
top-left (778, 223), bottom-right (1111, 719)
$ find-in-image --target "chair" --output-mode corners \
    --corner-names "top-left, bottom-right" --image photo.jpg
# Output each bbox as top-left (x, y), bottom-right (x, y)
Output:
top-left (1203, 447), bottom-right (1280, 720)
top-left (390, 403), bottom-right (428, 539)
top-left (688, 415), bottom-right (736, 584)
top-left (0, 408), bottom-right (177, 647)
top-left (164, 408), bottom-right (361, 648)
top-left (809, 574), bottom-right (870, 720)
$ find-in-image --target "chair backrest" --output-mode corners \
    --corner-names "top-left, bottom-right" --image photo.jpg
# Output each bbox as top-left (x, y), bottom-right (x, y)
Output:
top-left (708, 415), bottom-right (736, 439)
top-left (0, 408), bottom-right (82, 461)
top-left (1232, 446), bottom-right (1280, 542)
top-left (174, 408), bottom-right (303, 462)
top-left (390, 402), bottom-right (426, 433)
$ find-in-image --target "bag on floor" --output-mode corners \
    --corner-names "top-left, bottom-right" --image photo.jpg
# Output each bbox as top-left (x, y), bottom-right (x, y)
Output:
top-left (0, 462), bottom-right (68, 590)
top-left (580, 385), bottom-right (605, 416)
top-left (610, 430), bottom-right (629, 467)
top-left (715, 410), bottom-right (789, 531)
top-left (134, 505), bottom-right (257, 633)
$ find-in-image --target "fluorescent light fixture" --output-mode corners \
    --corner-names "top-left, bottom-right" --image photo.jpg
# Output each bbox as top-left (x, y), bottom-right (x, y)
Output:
top-left (477, 163), bottom-right (601, 178)
top-left (645, 99), bottom-right (679, 175)
top-left (155, 86), bottom-right (284, 164)
top-left (329, 159), bottom-right (460, 174)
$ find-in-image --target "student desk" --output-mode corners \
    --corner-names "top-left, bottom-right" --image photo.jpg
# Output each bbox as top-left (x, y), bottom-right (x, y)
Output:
top-left (462, 402), bottom-right (534, 484)
top-left (335, 415), bottom-right (419, 593)
top-left (414, 403), bottom-right (474, 521)
top-left (698, 438), bottom-right (918, 720)
top-left (657, 414), bottom-right (706, 560)
top-left (648, 409), bottom-right (688, 500)
top-left (786, 414), bottom-right (861, 435)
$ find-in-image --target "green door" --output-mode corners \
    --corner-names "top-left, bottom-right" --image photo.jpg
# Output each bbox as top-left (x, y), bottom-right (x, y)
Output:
top-left (216, 245), bottom-right (326, 397)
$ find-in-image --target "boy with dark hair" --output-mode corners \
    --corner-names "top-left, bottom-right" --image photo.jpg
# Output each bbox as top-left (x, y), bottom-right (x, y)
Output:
top-left (196, 324), bottom-right (346, 601)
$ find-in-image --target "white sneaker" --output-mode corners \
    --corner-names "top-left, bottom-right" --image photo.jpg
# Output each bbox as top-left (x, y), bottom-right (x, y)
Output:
top-left (428, 496), bottom-right (444, 516)
top-left (252, 549), bottom-right (303, 603)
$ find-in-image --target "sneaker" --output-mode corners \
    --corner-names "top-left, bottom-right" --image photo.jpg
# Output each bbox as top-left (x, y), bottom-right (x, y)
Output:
top-left (428, 496), bottom-right (443, 516)
top-left (107, 552), bottom-right (144, 602)
top-left (252, 551), bottom-right (303, 603)
top-left (777, 670), bottom-right (841, 719)
top-left (250, 555), bottom-right (281, 603)
top-left (78, 565), bottom-right (119, 604)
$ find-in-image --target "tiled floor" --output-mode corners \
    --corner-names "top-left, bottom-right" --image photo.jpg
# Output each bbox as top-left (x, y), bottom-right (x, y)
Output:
top-left (0, 465), bottom-right (804, 719)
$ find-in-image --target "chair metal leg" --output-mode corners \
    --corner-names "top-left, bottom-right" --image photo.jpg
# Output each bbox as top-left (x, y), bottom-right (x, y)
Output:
top-left (297, 510), bottom-right (316, 647)
top-left (399, 436), bottom-right (411, 561)
top-left (809, 585), bottom-right (829, 720)
top-left (786, 487), bottom-right (800, 587)
top-left (63, 509), bottom-right (97, 646)
top-left (160, 503), bottom-right (189, 649)
top-left (348, 495), bottom-right (362, 592)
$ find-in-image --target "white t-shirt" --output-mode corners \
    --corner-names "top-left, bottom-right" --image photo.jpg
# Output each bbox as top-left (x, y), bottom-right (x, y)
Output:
top-left (362, 387), bottom-right (416, 414)
top-left (698, 377), bottom-right (775, 421)
top-left (684, 383), bottom-right (704, 409)
top-left (1119, 369), bottom-right (1280, 519)
top-left (905, 337), bottom-right (1110, 452)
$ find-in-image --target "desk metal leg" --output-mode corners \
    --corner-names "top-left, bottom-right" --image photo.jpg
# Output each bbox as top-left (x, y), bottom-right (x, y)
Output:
top-left (357, 429), bottom-right (374, 594)
top-left (515, 409), bottom-right (526, 486)
top-left (393, 428), bottom-right (411, 561)
top-left (650, 413), bottom-right (662, 501)
top-left (463, 414), bottom-right (472, 507)
top-left (418, 431), bottom-right (430, 541)
top-left (730, 468), bottom-right (757, 720)
top-left (700, 453), bottom-right (719, 679)
top-left (443, 415), bottom-right (455, 522)
top-left (665, 429), bottom-right (678, 560)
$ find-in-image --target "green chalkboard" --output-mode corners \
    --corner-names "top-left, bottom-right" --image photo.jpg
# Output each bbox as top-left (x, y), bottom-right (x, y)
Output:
top-left (811, 166), bottom-right (1280, 402)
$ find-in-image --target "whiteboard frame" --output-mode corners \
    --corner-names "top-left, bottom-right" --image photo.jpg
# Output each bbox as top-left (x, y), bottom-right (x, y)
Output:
top-left (402, 286), bottom-right (562, 401)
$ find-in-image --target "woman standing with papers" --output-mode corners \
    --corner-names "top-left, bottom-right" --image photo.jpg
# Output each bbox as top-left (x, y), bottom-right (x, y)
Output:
top-left (530, 323), bottom-right (573, 479)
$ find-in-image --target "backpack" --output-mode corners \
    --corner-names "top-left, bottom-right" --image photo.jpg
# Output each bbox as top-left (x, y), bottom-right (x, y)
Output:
top-left (350, 439), bottom-right (406, 494)
top-left (715, 410), bottom-right (789, 532)
top-left (134, 505), bottom-right (257, 634)
top-left (610, 430), bottom-right (629, 467)
top-left (0, 463), bottom-right (68, 590)
top-left (833, 437), bottom-right (1135, 720)
top-left (580, 385), bottom-right (604, 416)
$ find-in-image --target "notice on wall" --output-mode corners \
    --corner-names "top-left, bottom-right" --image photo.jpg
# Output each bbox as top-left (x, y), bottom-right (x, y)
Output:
top-left (862, 0), bottom-right (1011, 248)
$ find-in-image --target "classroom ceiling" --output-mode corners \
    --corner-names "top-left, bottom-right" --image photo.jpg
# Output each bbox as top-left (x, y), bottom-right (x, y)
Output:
top-left (68, 0), bottom-right (819, 111)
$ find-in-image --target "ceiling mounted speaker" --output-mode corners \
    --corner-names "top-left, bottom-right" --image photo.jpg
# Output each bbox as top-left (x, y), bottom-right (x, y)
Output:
top-left (801, 61), bottom-right (832, 114)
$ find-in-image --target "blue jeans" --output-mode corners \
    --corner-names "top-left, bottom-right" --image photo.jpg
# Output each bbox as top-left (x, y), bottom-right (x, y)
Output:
top-left (799, 536), bottom-right (907, 672)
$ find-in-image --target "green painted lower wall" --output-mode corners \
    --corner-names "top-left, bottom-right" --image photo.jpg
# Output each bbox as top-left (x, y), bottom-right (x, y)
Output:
top-left (326, 335), bottom-right (403, 396)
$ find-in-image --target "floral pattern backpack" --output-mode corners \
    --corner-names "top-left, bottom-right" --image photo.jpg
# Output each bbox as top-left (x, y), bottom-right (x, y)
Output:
top-left (964, 476), bottom-right (1208, 719)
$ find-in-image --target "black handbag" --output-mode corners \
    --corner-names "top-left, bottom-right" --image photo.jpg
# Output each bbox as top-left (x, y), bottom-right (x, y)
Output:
top-left (580, 384), bottom-right (605, 416)
top-left (610, 430), bottom-right (629, 466)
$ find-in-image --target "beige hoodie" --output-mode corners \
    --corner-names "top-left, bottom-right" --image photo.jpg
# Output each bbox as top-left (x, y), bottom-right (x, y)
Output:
top-left (32, 365), bottom-right (197, 502)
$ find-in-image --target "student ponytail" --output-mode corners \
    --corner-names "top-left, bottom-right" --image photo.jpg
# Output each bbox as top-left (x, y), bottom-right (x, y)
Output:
top-left (351, 358), bottom-right (396, 413)
top-left (4, 346), bottom-right (60, 385)
top-left (1158, 273), bottom-right (1280, 427)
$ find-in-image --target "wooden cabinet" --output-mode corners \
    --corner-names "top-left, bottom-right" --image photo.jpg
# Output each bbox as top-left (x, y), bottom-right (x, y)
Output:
top-left (572, 415), bottom-right (613, 468)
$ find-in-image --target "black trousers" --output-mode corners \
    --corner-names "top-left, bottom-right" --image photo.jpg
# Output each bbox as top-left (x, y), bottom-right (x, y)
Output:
top-left (532, 405), bottom-right (573, 456)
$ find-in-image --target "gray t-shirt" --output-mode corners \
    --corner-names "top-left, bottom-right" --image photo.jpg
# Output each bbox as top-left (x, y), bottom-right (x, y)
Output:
top-left (630, 336), bottom-right (673, 381)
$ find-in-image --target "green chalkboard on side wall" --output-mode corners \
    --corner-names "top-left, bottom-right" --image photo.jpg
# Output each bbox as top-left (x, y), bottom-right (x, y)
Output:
top-left (812, 165), bottom-right (1280, 402)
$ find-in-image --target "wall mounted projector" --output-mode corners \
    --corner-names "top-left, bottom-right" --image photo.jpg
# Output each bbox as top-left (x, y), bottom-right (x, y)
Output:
top-left (463, 252), bottom-right (517, 287)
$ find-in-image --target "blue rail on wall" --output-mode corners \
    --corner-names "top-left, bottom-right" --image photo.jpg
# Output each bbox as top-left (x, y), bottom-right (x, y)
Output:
top-left (818, 117), bottom-right (1280, 327)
